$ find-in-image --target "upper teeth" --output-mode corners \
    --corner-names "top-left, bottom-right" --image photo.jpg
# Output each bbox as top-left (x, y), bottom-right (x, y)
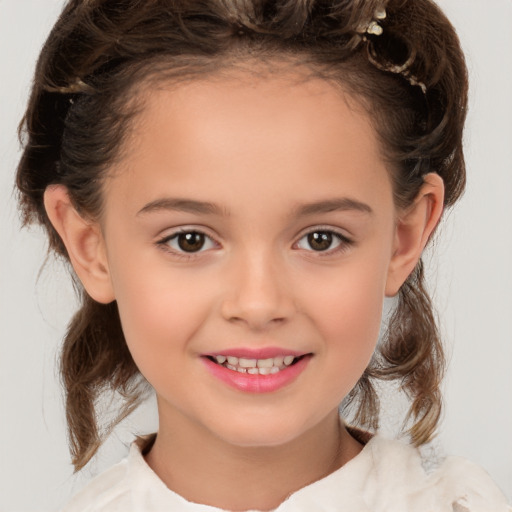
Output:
top-left (213, 355), bottom-right (297, 374)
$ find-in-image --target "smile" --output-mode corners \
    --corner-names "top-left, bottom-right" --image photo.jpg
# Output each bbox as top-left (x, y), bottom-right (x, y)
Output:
top-left (202, 351), bottom-right (311, 393)
top-left (207, 355), bottom-right (301, 375)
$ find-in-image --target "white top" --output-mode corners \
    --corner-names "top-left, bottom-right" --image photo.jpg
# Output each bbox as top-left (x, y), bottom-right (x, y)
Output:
top-left (61, 435), bottom-right (511, 512)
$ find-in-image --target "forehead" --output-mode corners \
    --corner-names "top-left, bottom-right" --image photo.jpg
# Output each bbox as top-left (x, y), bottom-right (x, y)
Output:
top-left (137, 70), bottom-right (373, 142)
top-left (106, 71), bottom-right (392, 217)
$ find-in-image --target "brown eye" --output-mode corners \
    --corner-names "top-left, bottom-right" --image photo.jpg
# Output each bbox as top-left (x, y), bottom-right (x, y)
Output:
top-left (159, 230), bottom-right (216, 255)
top-left (296, 230), bottom-right (346, 253)
top-left (307, 231), bottom-right (334, 251)
top-left (177, 232), bottom-right (206, 252)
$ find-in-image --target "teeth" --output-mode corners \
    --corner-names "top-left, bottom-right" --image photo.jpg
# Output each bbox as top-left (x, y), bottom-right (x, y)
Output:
top-left (212, 354), bottom-right (300, 374)
top-left (239, 358), bottom-right (257, 368)
top-left (227, 356), bottom-right (238, 366)
top-left (273, 356), bottom-right (284, 367)
top-left (283, 355), bottom-right (295, 366)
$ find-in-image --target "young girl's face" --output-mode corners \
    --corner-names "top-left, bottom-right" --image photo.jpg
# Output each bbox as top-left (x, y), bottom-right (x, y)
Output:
top-left (94, 72), bottom-right (400, 448)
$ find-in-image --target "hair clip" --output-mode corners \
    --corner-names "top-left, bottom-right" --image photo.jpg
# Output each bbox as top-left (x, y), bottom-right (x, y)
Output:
top-left (367, 47), bottom-right (428, 94)
top-left (358, 6), bottom-right (387, 37)
top-left (366, 7), bottom-right (387, 36)
top-left (359, 6), bottom-right (427, 94)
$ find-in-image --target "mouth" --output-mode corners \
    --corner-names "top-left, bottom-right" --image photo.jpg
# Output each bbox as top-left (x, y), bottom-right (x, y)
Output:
top-left (202, 350), bottom-right (312, 393)
top-left (204, 354), bottom-right (307, 375)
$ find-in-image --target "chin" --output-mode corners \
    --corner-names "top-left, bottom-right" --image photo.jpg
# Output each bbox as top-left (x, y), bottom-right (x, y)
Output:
top-left (209, 414), bottom-right (313, 449)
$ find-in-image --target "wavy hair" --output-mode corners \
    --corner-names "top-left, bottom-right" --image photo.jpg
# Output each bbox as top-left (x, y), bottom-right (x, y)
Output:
top-left (16, 0), bottom-right (468, 470)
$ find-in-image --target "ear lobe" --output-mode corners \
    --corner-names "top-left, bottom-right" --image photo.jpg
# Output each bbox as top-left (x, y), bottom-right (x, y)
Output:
top-left (385, 173), bottom-right (445, 297)
top-left (43, 185), bottom-right (115, 304)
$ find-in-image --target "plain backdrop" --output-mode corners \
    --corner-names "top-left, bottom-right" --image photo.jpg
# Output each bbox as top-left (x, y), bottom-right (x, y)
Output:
top-left (1, 0), bottom-right (511, 510)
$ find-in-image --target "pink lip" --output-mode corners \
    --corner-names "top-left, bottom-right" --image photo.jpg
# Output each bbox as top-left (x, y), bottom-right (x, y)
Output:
top-left (202, 353), bottom-right (311, 393)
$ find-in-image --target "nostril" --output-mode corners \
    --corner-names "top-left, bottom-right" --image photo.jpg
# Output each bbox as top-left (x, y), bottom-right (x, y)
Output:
top-left (219, 284), bottom-right (296, 330)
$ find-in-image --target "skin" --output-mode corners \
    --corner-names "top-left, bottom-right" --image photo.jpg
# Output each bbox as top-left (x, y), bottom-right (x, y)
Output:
top-left (44, 70), bottom-right (444, 511)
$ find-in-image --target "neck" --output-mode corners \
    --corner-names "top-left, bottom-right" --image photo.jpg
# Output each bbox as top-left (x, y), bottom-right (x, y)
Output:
top-left (144, 408), bottom-right (363, 511)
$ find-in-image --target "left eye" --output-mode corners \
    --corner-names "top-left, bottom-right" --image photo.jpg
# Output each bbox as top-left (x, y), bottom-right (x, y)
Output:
top-left (162, 231), bottom-right (216, 253)
top-left (296, 230), bottom-right (344, 252)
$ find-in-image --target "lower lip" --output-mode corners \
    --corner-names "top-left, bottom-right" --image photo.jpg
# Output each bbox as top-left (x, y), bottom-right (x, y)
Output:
top-left (202, 356), bottom-right (311, 393)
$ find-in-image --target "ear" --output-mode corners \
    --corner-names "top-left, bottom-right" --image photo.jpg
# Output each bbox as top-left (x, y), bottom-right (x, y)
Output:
top-left (44, 185), bottom-right (115, 304)
top-left (385, 173), bottom-right (445, 297)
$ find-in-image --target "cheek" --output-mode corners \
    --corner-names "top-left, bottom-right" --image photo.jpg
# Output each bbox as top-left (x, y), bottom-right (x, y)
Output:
top-left (303, 259), bottom-right (388, 340)
top-left (297, 252), bottom-right (390, 391)
top-left (290, 261), bottom-right (388, 416)
top-left (108, 256), bottom-right (214, 373)
top-left (115, 286), bottom-right (214, 392)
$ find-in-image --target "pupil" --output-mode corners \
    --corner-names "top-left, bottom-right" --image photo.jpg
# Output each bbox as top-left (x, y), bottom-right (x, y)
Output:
top-left (178, 232), bottom-right (205, 252)
top-left (308, 231), bottom-right (332, 251)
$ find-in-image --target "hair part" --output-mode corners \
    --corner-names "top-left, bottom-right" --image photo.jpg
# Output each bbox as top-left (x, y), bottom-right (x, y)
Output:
top-left (16, 0), bottom-right (468, 470)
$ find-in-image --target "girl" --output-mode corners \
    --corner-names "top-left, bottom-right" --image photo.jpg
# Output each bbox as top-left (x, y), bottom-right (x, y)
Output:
top-left (13, 0), bottom-right (511, 510)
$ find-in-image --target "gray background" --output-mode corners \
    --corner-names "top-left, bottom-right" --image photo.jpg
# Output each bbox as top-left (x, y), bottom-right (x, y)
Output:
top-left (1, 0), bottom-right (511, 510)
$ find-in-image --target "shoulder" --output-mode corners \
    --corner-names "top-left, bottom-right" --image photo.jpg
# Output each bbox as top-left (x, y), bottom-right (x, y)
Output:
top-left (60, 436), bottom-right (155, 512)
top-left (60, 458), bottom-right (130, 512)
top-left (59, 435), bottom-right (218, 512)
top-left (362, 436), bottom-right (511, 512)
top-left (424, 455), bottom-right (511, 512)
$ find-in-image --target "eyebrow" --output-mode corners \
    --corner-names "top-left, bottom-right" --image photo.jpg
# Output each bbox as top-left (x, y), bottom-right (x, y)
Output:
top-left (137, 196), bottom-right (373, 217)
top-left (294, 198), bottom-right (373, 216)
top-left (137, 198), bottom-right (224, 216)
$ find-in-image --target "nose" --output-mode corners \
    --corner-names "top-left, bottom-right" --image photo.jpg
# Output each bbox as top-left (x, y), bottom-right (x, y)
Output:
top-left (220, 249), bottom-right (295, 331)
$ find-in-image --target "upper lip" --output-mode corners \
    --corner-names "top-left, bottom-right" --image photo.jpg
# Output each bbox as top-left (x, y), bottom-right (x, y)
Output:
top-left (202, 347), bottom-right (308, 359)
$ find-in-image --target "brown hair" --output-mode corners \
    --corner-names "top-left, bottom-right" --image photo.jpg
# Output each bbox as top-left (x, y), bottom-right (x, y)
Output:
top-left (16, 0), bottom-right (468, 470)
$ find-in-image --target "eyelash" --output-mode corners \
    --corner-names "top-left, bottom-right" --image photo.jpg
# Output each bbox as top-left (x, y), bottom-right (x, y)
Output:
top-left (156, 229), bottom-right (219, 260)
top-left (156, 226), bottom-right (353, 259)
top-left (294, 227), bottom-right (354, 256)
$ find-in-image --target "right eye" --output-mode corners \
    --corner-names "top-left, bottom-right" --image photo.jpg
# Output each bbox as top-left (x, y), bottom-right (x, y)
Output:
top-left (158, 230), bottom-right (217, 254)
top-left (296, 231), bottom-right (342, 252)
top-left (295, 229), bottom-right (352, 254)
